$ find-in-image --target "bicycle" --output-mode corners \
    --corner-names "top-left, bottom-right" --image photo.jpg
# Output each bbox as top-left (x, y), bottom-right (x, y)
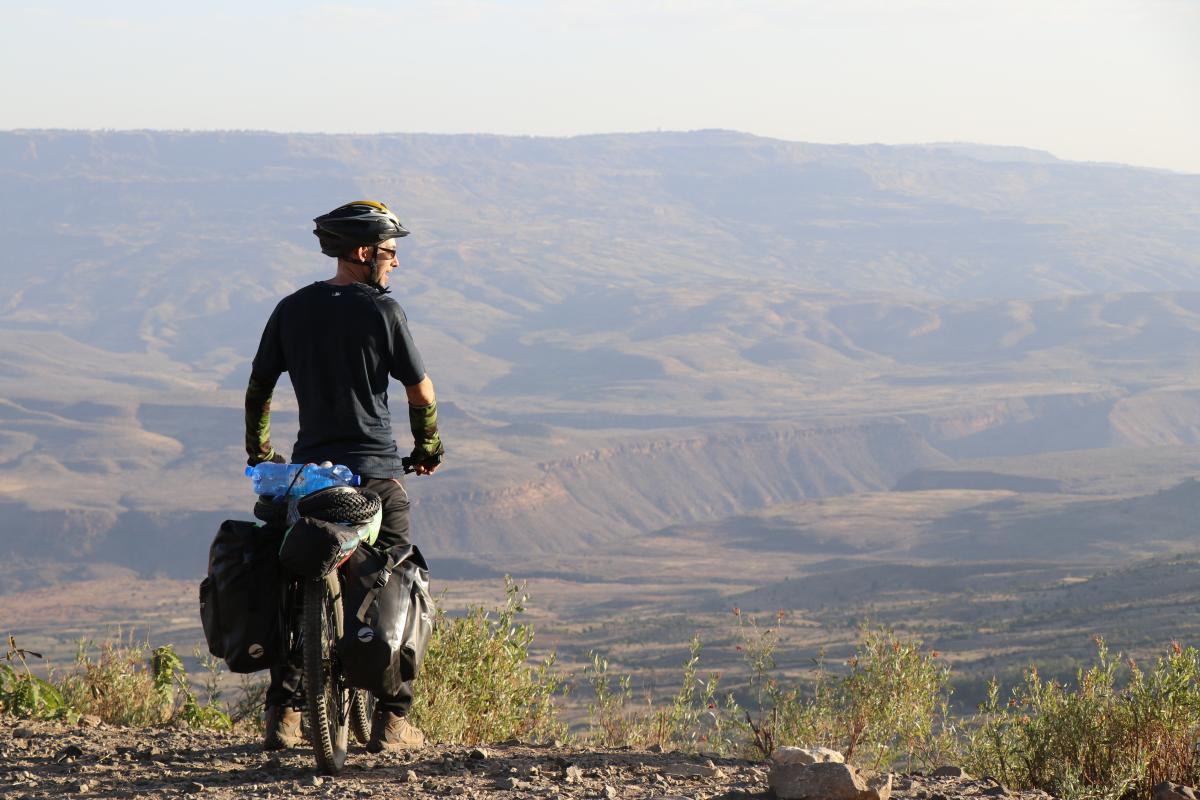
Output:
top-left (255, 486), bottom-right (382, 775)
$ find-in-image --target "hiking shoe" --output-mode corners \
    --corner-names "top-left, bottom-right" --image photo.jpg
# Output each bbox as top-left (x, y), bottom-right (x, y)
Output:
top-left (262, 705), bottom-right (302, 750)
top-left (366, 711), bottom-right (425, 753)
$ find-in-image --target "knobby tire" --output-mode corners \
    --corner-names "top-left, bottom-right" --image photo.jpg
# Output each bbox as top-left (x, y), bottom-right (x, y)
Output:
top-left (303, 574), bottom-right (350, 775)
top-left (300, 488), bottom-right (381, 523)
top-left (255, 488), bottom-right (381, 526)
top-left (350, 691), bottom-right (374, 745)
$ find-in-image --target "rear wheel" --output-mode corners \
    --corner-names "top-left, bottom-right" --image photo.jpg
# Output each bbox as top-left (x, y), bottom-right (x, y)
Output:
top-left (299, 487), bottom-right (381, 523)
top-left (350, 690), bottom-right (375, 744)
top-left (255, 488), bottom-right (381, 525)
top-left (303, 574), bottom-right (350, 775)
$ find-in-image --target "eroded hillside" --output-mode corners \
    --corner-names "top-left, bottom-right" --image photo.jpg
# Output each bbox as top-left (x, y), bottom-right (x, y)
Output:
top-left (2, 130), bottom-right (1200, 705)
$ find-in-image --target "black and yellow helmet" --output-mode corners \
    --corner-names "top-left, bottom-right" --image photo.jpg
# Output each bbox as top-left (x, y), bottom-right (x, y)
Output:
top-left (313, 200), bottom-right (410, 257)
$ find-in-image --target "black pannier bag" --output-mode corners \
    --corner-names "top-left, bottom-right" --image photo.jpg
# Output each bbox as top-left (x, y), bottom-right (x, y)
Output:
top-left (199, 520), bottom-right (286, 673)
top-left (278, 517), bottom-right (363, 579)
top-left (338, 544), bottom-right (434, 696)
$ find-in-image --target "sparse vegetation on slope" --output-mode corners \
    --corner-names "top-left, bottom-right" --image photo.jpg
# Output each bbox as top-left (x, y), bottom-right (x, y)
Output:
top-left (7, 584), bottom-right (1200, 799)
top-left (409, 578), bottom-right (565, 744)
top-left (966, 637), bottom-right (1200, 800)
top-left (0, 633), bottom-right (232, 729)
top-left (734, 613), bottom-right (958, 770)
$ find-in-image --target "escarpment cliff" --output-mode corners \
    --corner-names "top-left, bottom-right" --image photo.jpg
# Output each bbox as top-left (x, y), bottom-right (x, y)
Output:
top-left (412, 419), bottom-right (950, 555)
top-left (903, 390), bottom-right (1125, 458)
top-left (0, 417), bottom-right (950, 584)
top-left (11, 384), bottom-right (1200, 585)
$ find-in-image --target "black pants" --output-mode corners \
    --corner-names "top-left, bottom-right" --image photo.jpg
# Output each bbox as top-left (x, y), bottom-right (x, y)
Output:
top-left (267, 477), bottom-right (414, 715)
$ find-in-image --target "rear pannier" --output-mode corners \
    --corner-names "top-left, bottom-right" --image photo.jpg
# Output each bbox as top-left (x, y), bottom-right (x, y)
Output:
top-left (200, 520), bottom-right (286, 673)
top-left (337, 544), bottom-right (434, 695)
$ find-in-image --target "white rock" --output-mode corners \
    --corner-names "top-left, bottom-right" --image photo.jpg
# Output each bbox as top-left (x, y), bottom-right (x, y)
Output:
top-left (769, 760), bottom-right (891, 800)
top-left (771, 746), bottom-right (845, 766)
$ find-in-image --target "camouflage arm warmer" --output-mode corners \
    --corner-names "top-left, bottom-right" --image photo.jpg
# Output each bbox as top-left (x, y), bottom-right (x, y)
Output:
top-left (244, 373), bottom-right (280, 465)
top-left (408, 401), bottom-right (444, 463)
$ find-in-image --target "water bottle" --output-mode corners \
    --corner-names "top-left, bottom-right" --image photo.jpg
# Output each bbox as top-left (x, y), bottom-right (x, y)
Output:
top-left (245, 461), bottom-right (361, 498)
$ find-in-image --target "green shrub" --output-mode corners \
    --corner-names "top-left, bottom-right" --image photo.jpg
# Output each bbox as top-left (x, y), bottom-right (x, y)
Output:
top-left (57, 635), bottom-right (173, 726)
top-left (173, 648), bottom-right (233, 731)
top-left (2, 633), bottom-right (233, 730)
top-left (0, 636), bottom-right (73, 720)
top-left (966, 637), bottom-right (1200, 800)
top-left (228, 674), bottom-right (270, 732)
top-left (735, 613), bottom-right (957, 770)
top-left (409, 577), bottom-right (565, 744)
top-left (57, 636), bottom-right (230, 729)
top-left (584, 636), bottom-right (729, 752)
top-left (584, 650), bottom-right (636, 747)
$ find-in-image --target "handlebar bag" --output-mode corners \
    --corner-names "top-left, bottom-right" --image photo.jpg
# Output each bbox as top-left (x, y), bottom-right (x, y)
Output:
top-left (338, 544), bottom-right (434, 695)
top-left (200, 520), bottom-right (285, 673)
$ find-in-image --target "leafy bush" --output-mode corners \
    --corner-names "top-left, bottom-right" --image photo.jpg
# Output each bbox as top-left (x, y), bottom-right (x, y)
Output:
top-left (57, 636), bottom-right (173, 726)
top-left (585, 636), bottom-right (729, 752)
top-left (0, 636), bottom-right (73, 720)
top-left (1, 633), bottom-right (232, 730)
top-left (58, 635), bottom-right (230, 728)
top-left (227, 674), bottom-right (270, 732)
top-left (966, 637), bottom-right (1200, 800)
top-left (579, 614), bottom-right (954, 766)
top-left (584, 650), bottom-right (636, 747)
top-left (735, 612), bottom-right (957, 770)
top-left (409, 577), bottom-right (565, 744)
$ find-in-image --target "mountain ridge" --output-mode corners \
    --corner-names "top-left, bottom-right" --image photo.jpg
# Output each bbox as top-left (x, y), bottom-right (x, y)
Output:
top-left (1, 128), bottom-right (1198, 590)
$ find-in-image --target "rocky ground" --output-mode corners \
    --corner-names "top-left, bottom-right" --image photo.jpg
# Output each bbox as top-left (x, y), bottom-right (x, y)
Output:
top-left (1, 717), bottom-right (1055, 800)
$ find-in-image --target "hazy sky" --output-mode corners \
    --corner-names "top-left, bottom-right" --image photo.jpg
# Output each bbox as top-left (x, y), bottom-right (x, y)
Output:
top-left (3, 0), bottom-right (1197, 173)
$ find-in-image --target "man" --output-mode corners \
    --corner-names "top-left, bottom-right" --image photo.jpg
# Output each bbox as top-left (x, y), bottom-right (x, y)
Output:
top-left (244, 200), bottom-right (444, 753)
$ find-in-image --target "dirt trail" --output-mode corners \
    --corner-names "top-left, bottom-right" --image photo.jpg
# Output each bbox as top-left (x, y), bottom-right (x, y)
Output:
top-left (2, 718), bottom-right (1052, 799)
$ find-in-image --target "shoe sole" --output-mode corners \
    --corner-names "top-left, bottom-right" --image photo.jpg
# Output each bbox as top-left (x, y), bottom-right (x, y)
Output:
top-left (366, 740), bottom-right (424, 753)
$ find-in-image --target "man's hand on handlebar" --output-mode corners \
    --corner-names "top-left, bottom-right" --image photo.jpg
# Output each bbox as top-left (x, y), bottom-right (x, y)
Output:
top-left (402, 445), bottom-right (443, 476)
top-left (247, 449), bottom-right (287, 467)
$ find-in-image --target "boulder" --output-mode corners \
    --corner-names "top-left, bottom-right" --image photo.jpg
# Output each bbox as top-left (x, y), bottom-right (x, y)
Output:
top-left (772, 746), bottom-right (845, 766)
top-left (769, 760), bottom-right (891, 800)
top-left (1154, 782), bottom-right (1199, 800)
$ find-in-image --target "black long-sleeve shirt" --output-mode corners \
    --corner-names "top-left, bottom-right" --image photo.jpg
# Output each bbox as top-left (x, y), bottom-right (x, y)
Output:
top-left (249, 281), bottom-right (425, 478)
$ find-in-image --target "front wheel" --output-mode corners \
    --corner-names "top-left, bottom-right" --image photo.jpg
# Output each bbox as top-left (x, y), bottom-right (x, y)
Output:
top-left (303, 574), bottom-right (350, 775)
top-left (350, 690), bottom-right (375, 744)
